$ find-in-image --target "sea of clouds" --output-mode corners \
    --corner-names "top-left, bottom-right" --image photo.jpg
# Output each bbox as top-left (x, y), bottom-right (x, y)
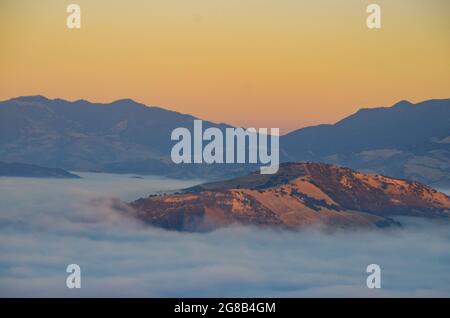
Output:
top-left (0, 173), bottom-right (449, 297)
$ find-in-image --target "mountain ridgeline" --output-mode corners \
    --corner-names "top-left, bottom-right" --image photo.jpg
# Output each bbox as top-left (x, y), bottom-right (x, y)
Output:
top-left (0, 95), bottom-right (242, 179)
top-left (282, 99), bottom-right (450, 187)
top-left (0, 96), bottom-right (449, 185)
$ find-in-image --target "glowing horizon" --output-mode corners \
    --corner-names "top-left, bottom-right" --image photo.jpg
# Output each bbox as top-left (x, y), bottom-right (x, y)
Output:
top-left (1, 0), bottom-right (449, 133)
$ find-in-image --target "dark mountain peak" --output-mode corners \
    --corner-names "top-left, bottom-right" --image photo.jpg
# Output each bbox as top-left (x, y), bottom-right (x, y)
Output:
top-left (282, 98), bottom-right (450, 186)
top-left (111, 98), bottom-right (142, 106)
top-left (393, 100), bottom-right (413, 108)
top-left (70, 98), bottom-right (90, 104)
top-left (392, 98), bottom-right (450, 109)
top-left (9, 95), bottom-right (51, 103)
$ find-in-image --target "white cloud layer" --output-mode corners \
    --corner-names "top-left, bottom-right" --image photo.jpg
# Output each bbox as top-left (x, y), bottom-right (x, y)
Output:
top-left (0, 174), bottom-right (449, 297)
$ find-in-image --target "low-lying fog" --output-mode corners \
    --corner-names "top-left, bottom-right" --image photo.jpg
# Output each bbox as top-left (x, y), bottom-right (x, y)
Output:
top-left (0, 173), bottom-right (449, 297)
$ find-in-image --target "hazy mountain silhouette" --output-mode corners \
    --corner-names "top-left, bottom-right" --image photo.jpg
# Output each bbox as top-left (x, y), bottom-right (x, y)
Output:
top-left (0, 95), bottom-right (246, 179)
top-left (0, 96), bottom-right (449, 184)
top-left (282, 99), bottom-right (450, 186)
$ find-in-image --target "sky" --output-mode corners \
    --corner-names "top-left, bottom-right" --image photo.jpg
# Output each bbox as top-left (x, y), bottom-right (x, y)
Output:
top-left (1, 173), bottom-right (449, 297)
top-left (1, 0), bottom-right (449, 133)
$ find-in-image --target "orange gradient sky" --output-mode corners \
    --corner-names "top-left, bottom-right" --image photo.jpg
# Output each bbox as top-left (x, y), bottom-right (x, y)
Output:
top-left (1, 0), bottom-right (449, 133)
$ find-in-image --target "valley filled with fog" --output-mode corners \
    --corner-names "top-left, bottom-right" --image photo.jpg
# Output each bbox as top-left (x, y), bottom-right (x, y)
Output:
top-left (0, 173), bottom-right (449, 297)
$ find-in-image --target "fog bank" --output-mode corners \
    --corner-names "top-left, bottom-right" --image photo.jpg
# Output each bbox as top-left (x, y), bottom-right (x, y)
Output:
top-left (0, 174), bottom-right (449, 297)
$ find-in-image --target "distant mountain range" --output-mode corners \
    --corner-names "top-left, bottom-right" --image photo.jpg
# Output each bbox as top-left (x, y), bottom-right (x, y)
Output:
top-left (0, 95), bottom-right (240, 179)
top-left (127, 163), bottom-right (450, 231)
top-left (282, 99), bottom-right (450, 187)
top-left (0, 96), bottom-right (449, 185)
